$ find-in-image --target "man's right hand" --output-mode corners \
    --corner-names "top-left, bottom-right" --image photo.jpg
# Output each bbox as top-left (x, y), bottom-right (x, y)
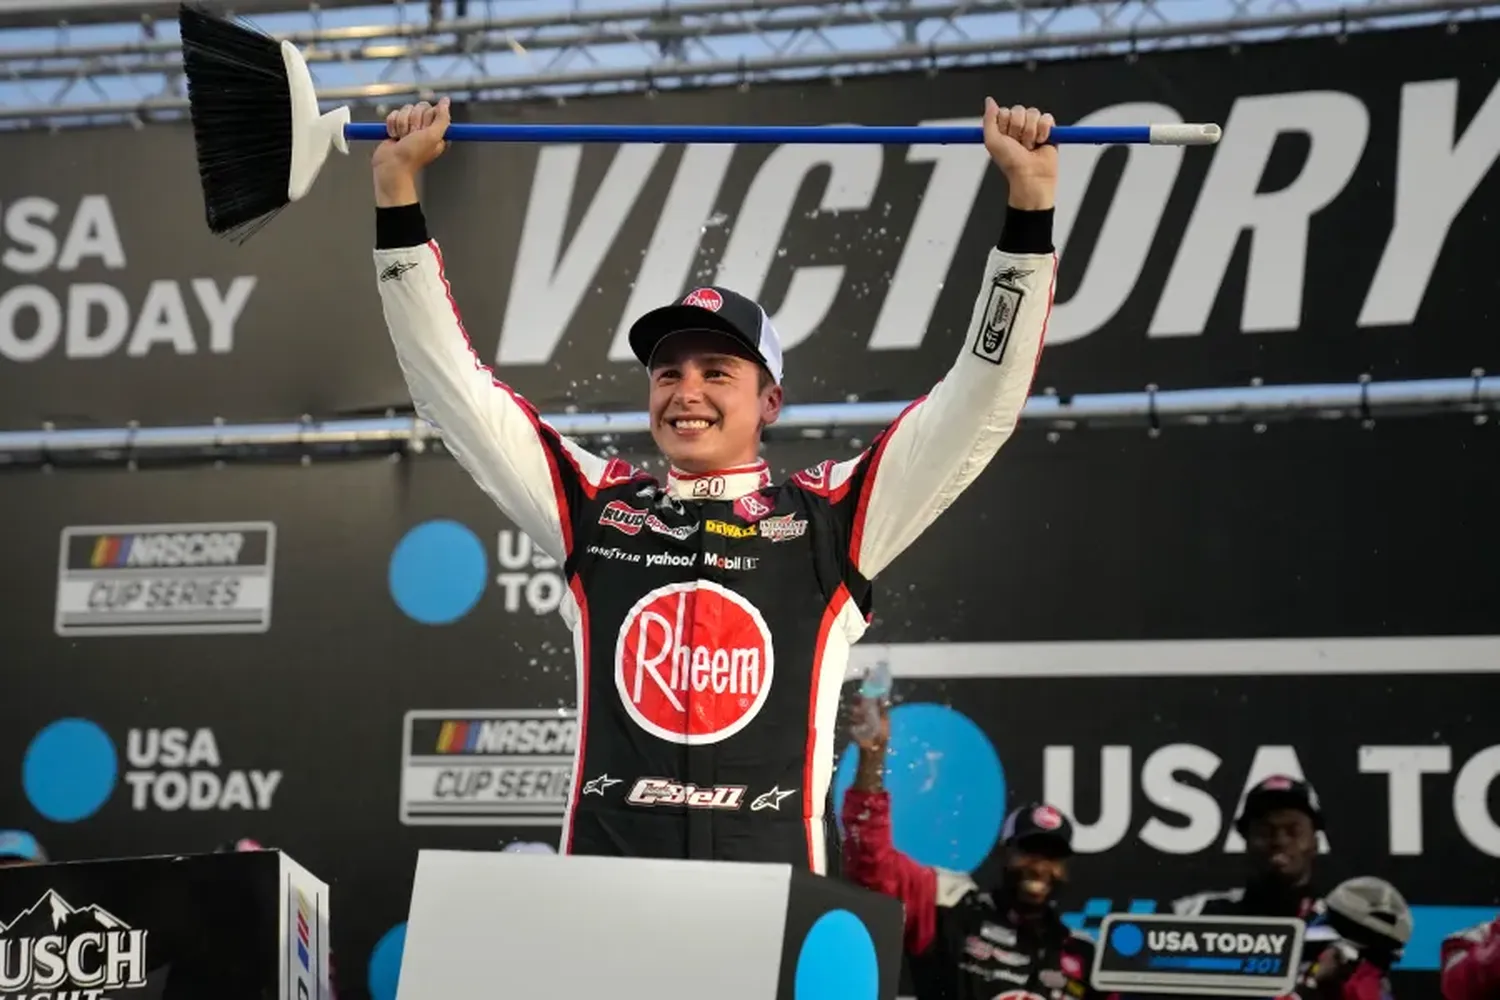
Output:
top-left (372, 97), bottom-right (453, 207)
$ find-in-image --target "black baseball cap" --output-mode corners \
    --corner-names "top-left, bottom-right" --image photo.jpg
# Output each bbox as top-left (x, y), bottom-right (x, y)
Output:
top-left (1235, 775), bottom-right (1326, 834)
top-left (1001, 803), bottom-right (1075, 856)
top-left (628, 286), bottom-right (785, 385)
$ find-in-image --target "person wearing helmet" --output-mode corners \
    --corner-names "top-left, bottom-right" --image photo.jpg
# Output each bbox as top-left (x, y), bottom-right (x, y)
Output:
top-left (1172, 775), bottom-right (1327, 922)
top-left (1296, 876), bottom-right (1412, 1000)
top-left (840, 698), bottom-right (1108, 1000)
top-left (1441, 917), bottom-right (1500, 1000)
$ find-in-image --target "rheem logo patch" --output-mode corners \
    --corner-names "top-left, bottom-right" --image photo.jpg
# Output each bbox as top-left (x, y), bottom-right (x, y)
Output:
top-left (614, 581), bottom-right (774, 745)
top-left (682, 288), bottom-right (724, 311)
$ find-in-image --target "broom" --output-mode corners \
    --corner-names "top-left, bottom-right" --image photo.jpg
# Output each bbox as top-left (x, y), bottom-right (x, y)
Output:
top-left (180, 3), bottom-right (350, 243)
top-left (177, 3), bottom-right (1222, 244)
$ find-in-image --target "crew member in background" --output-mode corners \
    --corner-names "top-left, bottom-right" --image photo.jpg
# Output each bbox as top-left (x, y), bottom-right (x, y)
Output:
top-left (1295, 876), bottom-right (1410, 1000)
top-left (841, 698), bottom-right (1106, 1000)
top-left (1170, 777), bottom-right (1404, 1000)
top-left (1172, 775), bottom-right (1327, 921)
top-left (0, 830), bottom-right (45, 868)
top-left (1441, 917), bottom-right (1500, 1000)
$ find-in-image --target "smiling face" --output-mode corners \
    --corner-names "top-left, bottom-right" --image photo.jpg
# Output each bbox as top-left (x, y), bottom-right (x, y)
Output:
top-left (648, 331), bottom-right (782, 473)
top-left (1245, 807), bottom-right (1317, 886)
top-left (1003, 838), bottom-right (1071, 909)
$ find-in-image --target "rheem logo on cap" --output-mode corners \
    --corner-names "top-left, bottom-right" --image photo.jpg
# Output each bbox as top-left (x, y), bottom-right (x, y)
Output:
top-left (1032, 805), bottom-right (1063, 829)
top-left (683, 288), bottom-right (725, 312)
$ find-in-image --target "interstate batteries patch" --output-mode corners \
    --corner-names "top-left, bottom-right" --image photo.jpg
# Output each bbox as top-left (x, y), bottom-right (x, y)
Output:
top-left (54, 522), bottom-right (276, 637)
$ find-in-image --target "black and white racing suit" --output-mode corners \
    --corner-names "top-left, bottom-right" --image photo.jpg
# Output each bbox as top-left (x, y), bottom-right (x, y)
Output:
top-left (371, 201), bottom-right (1056, 873)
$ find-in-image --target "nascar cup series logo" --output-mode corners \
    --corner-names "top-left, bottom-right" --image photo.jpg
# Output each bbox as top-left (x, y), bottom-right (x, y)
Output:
top-left (54, 522), bottom-right (276, 637)
top-left (399, 710), bottom-right (577, 826)
top-left (615, 581), bottom-right (774, 745)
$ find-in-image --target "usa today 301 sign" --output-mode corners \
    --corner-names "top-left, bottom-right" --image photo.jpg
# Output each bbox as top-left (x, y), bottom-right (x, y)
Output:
top-left (1090, 913), bottom-right (1306, 997)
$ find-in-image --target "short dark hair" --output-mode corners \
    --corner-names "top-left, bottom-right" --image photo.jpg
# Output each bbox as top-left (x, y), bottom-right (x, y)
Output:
top-left (757, 366), bottom-right (774, 393)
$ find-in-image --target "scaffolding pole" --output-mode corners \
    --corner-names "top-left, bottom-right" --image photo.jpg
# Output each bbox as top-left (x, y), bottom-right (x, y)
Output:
top-left (0, 0), bottom-right (1061, 65)
top-left (1, 375), bottom-right (1492, 469)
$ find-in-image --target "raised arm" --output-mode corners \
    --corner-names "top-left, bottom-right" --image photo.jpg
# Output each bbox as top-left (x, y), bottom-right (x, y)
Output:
top-left (372, 99), bottom-right (632, 563)
top-left (794, 102), bottom-right (1058, 581)
top-left (840, 699), bottom-right (975, 955)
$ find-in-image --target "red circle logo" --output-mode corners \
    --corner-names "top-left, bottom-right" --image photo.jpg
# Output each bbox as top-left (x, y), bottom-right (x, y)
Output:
top-left (1032, 805), bottom-right (1063, 829)
top-left (683, 288), bottom-right (725, 312)
top-left (614, 581), bottom-right (774, 744)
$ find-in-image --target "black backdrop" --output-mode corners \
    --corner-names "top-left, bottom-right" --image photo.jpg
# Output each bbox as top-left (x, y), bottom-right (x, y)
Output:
top-left (429, 20), bottom-right (1500, 411)
top-left (1, 20), bottom-right (1497, 426)
top-left (1, 415), bottom-right (1497, 997)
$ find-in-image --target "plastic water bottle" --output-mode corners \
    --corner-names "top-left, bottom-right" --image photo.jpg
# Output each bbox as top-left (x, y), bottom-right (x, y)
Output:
top-left (851, 660), bottom-right (892, 744)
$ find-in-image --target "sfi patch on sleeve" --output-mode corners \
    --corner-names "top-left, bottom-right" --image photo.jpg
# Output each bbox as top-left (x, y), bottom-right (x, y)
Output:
top-left (972, 268), bottom-right (1029, 364)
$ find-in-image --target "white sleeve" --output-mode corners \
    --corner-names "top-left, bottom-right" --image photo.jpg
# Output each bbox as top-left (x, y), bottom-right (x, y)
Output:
top-left (374, 239), bottom-right (622, 563)
top-left (797, 245), bottom-right (1055, 582)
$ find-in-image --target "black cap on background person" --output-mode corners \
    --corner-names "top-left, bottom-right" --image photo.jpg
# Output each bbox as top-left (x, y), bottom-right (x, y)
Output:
top-left (1003, 802), bottom-right (1076, 855)
top-left (0, 830), bottom-right (46, 867)
top-left (998, 803), bottom-right (1076, 911)
top-left (1235, 774), bottom-right (1326, 834)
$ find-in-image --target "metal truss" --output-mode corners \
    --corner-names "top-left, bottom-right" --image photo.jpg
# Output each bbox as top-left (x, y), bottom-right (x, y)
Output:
top-left (0, 374), bottom-right (1493, 469)
top-left (1, 0), bottom-right (1496, 127)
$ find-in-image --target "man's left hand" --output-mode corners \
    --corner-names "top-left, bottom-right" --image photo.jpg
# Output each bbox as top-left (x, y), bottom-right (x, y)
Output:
top-left (983, 98), bottom-right (1058, 212)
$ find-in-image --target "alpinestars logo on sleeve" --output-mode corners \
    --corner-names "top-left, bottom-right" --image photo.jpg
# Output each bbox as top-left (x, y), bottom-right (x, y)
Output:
top-left (379, 261), bottom-right (419, 282)
top-left (0, 890), bottom-right (151, 997)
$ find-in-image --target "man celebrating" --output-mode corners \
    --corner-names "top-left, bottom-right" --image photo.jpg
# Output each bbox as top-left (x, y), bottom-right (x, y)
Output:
top-left (371, 96), bottom-right (1058, 872)
top-left (842, 699), bottom-right (1107, 1000)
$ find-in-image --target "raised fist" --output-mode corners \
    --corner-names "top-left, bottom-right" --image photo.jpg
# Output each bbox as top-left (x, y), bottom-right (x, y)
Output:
top-left (371, 97), bottom-right (453, 176)
top-left (983, 97), bottom-right (1058, 211)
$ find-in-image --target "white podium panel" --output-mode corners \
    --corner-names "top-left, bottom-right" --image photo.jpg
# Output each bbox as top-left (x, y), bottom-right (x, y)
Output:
top-left (396, 850), bottom-right (903, 1000)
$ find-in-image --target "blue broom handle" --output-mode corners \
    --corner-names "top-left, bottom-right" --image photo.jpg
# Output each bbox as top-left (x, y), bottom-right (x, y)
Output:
top-left (341, 122), bottom-right (1220, 146)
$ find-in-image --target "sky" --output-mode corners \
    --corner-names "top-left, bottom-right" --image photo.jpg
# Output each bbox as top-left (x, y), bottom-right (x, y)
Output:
top-left (0, 0), bottom-right (1472, 122)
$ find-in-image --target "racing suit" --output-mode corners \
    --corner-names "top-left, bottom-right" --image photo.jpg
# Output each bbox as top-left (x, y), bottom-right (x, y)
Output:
top-left (1441, 918), bottom-right (1500, 1000)
top-left (373, 200), bottom-right (1056, 873)
top-left (842, 789), bottom-right (1106, 1000)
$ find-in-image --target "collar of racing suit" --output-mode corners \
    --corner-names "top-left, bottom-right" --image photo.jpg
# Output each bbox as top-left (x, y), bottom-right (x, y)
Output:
top-left (664, 460), bottom-right (773, 501)
top-left (1242, 877), bottom-right (1322, 918)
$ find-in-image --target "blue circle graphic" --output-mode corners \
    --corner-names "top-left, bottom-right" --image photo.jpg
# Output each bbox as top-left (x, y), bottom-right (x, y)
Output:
top-left (832, 703), bottom-right (1006, 871)
top-left (389, 520), bottom-right (488, 625)
top-left (367, 922), bottom-right (407, 1000)
top-left (1110, 923), bottom-right (1144, 957)
top-left (23, 718), bottom-right (118, 823)
top-left (796, 909), bottom-right (878, 1000)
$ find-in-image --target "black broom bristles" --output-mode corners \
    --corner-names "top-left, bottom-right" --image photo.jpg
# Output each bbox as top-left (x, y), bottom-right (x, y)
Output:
top-left (179, 3), bottom-right (296, 243)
